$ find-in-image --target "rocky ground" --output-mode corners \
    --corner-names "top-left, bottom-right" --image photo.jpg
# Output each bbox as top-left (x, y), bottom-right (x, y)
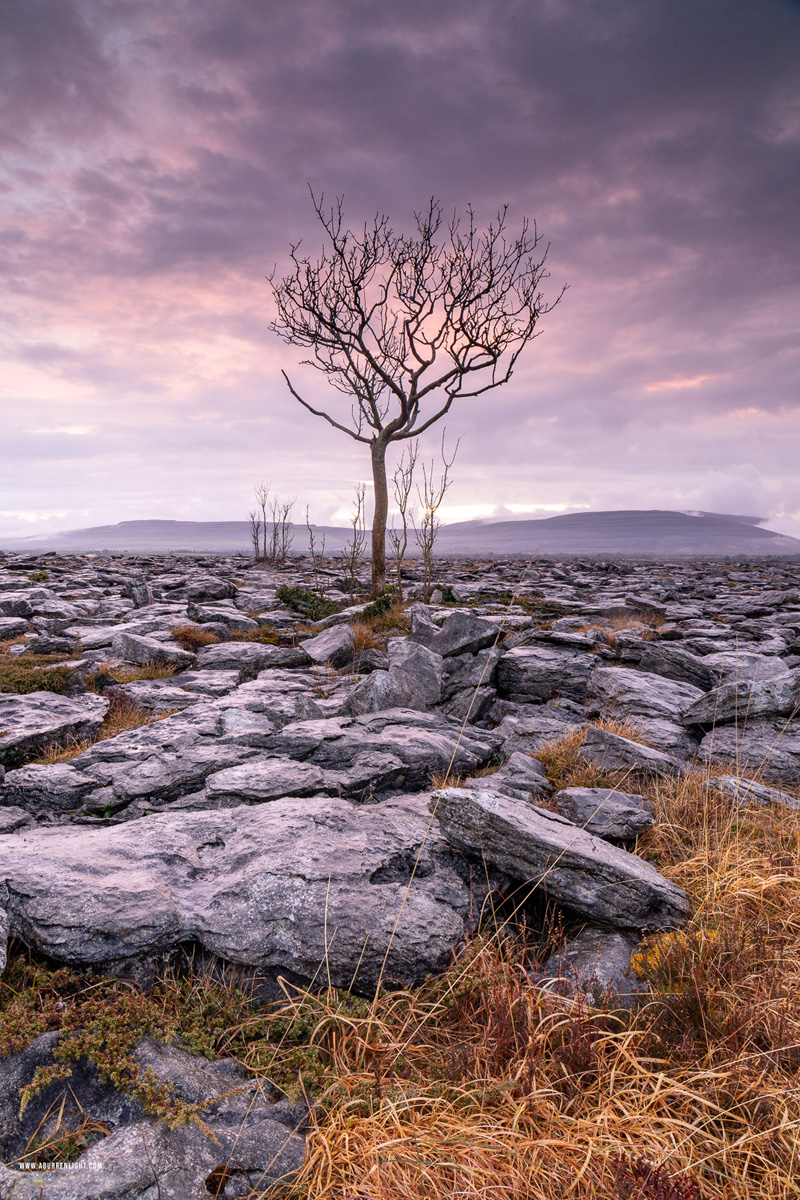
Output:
top-left (0, 549), bottom-right (798, 1197)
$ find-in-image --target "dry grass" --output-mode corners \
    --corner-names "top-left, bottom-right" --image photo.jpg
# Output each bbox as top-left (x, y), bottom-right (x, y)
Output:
top-left (351, 621), bottom-right (386, 653)
top-left (171, 623), bottom-right (221, 652)
top-left (241, 759), bottom-right (800, 1200)
top-left (5, 723), bottom-right (800, 1194)
top-left (358, 600), bottom-right (412, 637)
top-left (87, 660), bottom-right (178, 685)
top-left (534, 718), bottom-right (653, 791)
top-left (32, 693), bottom-right (175, 763)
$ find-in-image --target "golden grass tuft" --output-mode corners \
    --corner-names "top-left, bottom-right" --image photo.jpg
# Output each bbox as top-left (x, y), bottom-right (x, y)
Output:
top-left (358, 600), bottom-right (412, 637)
top-left (32, 694), bottom-right (175, 763)
top-left (351, 621), bottom-right (386, 653)
top-left (171, 623), bottom-right (221, 651)
top-left (87, 660), bottom-right (178, 685)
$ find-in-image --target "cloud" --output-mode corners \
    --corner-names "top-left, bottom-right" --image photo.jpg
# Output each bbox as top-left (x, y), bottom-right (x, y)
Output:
top-left (0, 0), bottom-right (798, 539)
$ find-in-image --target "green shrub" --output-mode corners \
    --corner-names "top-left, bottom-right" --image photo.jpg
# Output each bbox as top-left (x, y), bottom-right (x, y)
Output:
top-left (276, 584), bottom-right (340, 623)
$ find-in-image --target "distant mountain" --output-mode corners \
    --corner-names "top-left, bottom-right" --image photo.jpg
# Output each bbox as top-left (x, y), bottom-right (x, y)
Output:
top-left (1, 510), bottom-right (799, 557)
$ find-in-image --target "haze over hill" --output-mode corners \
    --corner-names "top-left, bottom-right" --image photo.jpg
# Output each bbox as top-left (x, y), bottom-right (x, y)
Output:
top-left (2, 510), bottom-right (799, 558)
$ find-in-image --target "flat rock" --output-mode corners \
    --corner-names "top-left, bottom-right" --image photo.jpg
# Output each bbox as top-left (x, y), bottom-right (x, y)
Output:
top-left (111, 630), bottom-right (194, 668)
top-left (578, 727), bottom-right (684, 777)
top-left (205, 758), bottom-right (326, 803)
top-left (553, 787), bottom-right (654, 839)
top-left (588, 666), bottom-right (704, 723)
top-left (712, 774), bottom-right (800, 811)
top-left (0, 691), bottom-right (109, 764)
top-left (699, 720), bottom-right (800, 783)
top-left (300, 623), bottom-right (355, 668)
top-left (432, 786), bottom-right (689, 931)
top-left (701, 650), bottom-right (792, 683)
top-left (195, 641), bottom-right (309, 673)
top-left (682, 670), bottom-right (800, 727)
top-left (497, 645), bottom-right (597, 702)
top-left (0, 795), bottom-right (478, 993)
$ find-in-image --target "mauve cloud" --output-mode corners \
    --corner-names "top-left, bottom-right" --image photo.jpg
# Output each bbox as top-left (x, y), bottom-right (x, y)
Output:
top-left (0, 0), bottom-right (798, 540)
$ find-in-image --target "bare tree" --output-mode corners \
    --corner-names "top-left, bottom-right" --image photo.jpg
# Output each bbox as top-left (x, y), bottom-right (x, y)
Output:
top-left (413, 434), bottom-right (458, 601)
top-left (269, 495), bottom-right (296, 564)
top-left (254, 482), bottom-right (271, 562)
top-left (339, 483), bottom-right (367, 600)
top-left (248, 510), bottom-right (261, 560)
top-left (305, 506), bottom-right (326, 596)
top-left (269, 190), bottom-right (564, 593)
top-left (388, 440), bottom-right (419, 601)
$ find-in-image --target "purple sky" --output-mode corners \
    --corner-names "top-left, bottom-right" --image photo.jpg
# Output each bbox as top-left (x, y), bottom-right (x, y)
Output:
top-left (2, 0), bottom-right (799, 540)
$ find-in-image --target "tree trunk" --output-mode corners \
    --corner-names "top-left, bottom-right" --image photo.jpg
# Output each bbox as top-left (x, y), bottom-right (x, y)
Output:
top-left (370, 435), bottom-right (389, 595)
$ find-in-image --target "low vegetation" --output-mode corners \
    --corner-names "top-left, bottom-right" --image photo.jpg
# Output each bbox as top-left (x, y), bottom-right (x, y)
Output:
top-left (3, 723), bottom-right (799, 1194)
top-left (32, 692), bottom-right (174, 764)
top-left (171, 623), bottom-right (221, 652)
top-left (0, 640), bottom-right (76, 695)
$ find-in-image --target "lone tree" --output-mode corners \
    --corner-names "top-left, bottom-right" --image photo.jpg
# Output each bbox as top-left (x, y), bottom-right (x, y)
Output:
top-left (269, 192), bottom-right (564, 593)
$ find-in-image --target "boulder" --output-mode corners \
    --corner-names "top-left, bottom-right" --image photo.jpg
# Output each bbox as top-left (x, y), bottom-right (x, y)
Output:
top-left (701, 650), bottom-right (791, 683)
top-left (588, 666), bottom-right (704, 723)
top-left (343, 668), bottom-right (429, 716)
top-left (497, 645), bottom-right (597, 702)
top-left (0, 1033), bottom-right (304, 1198)
top-left (388, 638), bottom-right (443, 704)
top-left (265, 709), bottom-right (500, 793)
top-left (0, 795), bottom-right (479, 994)
top-left (682, 670), bottom-right (800, 727)
top-left (495, 709), bottom-right (586, 756)
top-left (611, 637), bottom-right (717, 691)
top-left (432, 786), bottom-right (689, 931)
top-left (0, 762), bottom-right (100, 813)
top-left (111, 631), bottom-right (194, 669)
top-left (466, 751), bottom-right (552, 801)
top-left (441, 646), bottom-right (500, 700)
top-left (0, 617), bottom-right (29, 640)
top-left (186, 576), bottom-right (237, 602)
top-left (409, 610), bottom-right (499, 658)
top-left (553, 787), bottom-right (654, 840)
top-left (537, 926), bottom-right (645, 1007)
top-left (195, 641), bottom-right (309, 673)
top-left (712, 774), bottom-right (800, 811)
top-left (300, 623), bottom-right (356, 668)
top-left (191, 605), bottom-right (259, 633)
top-left (578, 727), bottom-right (684, 778)
top-left (123, 574), bottom-right (155, 608)
top-left (615, 715), bottom-right (699, 759)
top-left (440, 685), bottom-right (497, 724)
top-left (0, 807), bottom-right (32, 835)
top-left (0, 692), bottom-right (109, 765)
top-left (699, 720), bottom-right (800, 784)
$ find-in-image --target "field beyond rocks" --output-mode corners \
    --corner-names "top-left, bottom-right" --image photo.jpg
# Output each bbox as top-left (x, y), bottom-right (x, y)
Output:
top-left (0, 549), bottom-right (799, 1199)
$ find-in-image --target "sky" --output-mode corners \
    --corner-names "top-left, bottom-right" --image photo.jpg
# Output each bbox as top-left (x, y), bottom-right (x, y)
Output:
top-left (1, 0), bottom-right (799, 541)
